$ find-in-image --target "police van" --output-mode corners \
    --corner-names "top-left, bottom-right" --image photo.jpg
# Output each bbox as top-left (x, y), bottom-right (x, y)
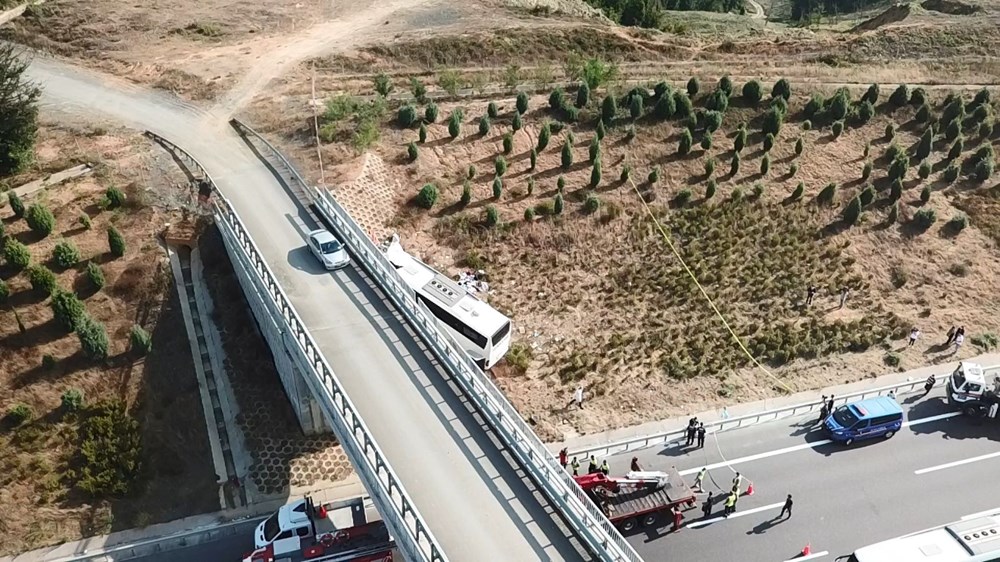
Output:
top-left (824, 396), bottom-right (904, 446)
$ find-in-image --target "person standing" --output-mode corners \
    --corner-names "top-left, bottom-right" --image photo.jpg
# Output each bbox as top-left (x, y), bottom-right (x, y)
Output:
top-left (827, 395), bottom-right (835, 413)
top-left (955, 332), bottom-right (966, 353)
top-left (558, 448), bottom-right (568, 469)
top-left (693, 467), bottom-right (707, 491)
top-left (671, 505), bottom-right (684, 532)
top-left (806, 285), bottom-right (817, 306)
top-left (732, 472), bottom-right (743, 494)
top-left (724, 492), bottom-right (737, 517)
top-left (588, 456), bottom-right (599, 474)
top-left (957, 325), bottom-right (966, 339)
top-left (946, 326), bottom-right (957, 345)
top-left (839, 287), bottom-right (850, 309)
top-left (818, 394), bottom-right (830, 424)
top-left (697, 423), bottom-right (707, 448)
top-left (702, 492), bottom-right (714, 518)
top-left (630, 457), bottom-right (642, 472)
top-left (924, 374), bottom-right (937, 396)
top-left (601, 460), bottom-right (610, 476)
top-left (779, 494), bottom-right (793, 519)
top-left (571, 457), bottom-right (580, 476)
top-left (908, 327), bottom-right (920, 347)
top-left (572, 386), bottom-right (585, 409)
top-left (686, 420), bottom-right (698, 446)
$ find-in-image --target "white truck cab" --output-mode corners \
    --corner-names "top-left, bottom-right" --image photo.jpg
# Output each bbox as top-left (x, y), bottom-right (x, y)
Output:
top-left (948, 362), bottom-right (989, 406)
top-left (255, 497), bottom-right (338, 553)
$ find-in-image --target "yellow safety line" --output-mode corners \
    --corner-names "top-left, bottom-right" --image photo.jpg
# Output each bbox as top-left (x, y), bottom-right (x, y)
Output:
top-left (626, 176), bottom-right (793, 393)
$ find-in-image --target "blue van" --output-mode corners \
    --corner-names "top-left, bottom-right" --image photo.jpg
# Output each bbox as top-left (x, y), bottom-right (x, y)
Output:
top-left (824, 396), bottom-right (904, 446)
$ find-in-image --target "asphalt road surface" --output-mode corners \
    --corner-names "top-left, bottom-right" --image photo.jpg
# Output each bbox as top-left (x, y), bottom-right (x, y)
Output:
top-left (602, 386), bottom-right (1000, 562)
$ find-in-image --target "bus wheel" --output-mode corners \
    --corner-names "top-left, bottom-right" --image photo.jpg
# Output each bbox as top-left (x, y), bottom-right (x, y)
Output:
top-left (642, 513), bottom-right (658, 527)
top-left (621, 518), bottom-right (638, 533)
top-left (884, 430), bottom-right (895, 439)
top-left (844, 438), bottom-right (854, 446)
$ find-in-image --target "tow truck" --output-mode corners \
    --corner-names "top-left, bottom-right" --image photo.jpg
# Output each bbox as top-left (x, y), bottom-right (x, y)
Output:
top-left (574, 468), bottom-right (696, 532)
top-left (244, 496), bottom-right (394, 562)
top-left (946, 362), bottom-right (1000, 419)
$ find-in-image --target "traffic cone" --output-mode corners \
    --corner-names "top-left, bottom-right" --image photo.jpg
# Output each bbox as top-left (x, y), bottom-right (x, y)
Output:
top-left (746, 481), bottom-right (754, 496)
top-left (801, 543), bottom-right (811, 556)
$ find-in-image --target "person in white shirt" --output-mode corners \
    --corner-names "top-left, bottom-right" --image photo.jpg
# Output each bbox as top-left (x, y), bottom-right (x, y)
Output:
top-left (908, 327), bottom-right (920, 347)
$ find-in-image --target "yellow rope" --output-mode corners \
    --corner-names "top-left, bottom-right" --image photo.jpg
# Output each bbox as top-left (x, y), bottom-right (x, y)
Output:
top-left (626, 176), bottom-right (793, 394)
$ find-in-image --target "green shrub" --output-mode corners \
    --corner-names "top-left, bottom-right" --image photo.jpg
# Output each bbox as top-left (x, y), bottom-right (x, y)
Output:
top-left (915, 104), bottom-right (930, 123)
top-left (763, 133), bottom-right (774, 152)
top-left (817, 182), bottom-right (837, 205)
top-left (789, 161), bottom-right (799, 177)
top-left (888, 153), bottom-right (909, 182)
top-left (418, 124), bottom-right (427, 143)
top-left (770, 95), bottom-right (788, 115)
top-left (654, 94), bottom-right (675, 119)
top-left (731, 186), bottom-right (744, 203)
top-left (864, 141), bottom-right (871, 159)
top-left (730, 152), bottom-right (741, 176)
top-left (718, 75), bottom-right (733, 96)
top-left (862, 83), bottom-right (880, 104)
top-left (916, 128), bottom-right (933, 161)
top-left (76, 400), bottom-right (143, 497)
top-left (3, 238), bottom-right (30, 270)
top-left (913, 208), bottom-right (937, 231)
top-left (890, 178), bottom-right (903, 201)
top-left (590, 160), bottom-right (602, 187)
top-left (492, 176), bottom-right (503, 199)
top-left (687, 77), bottom-right (700, 97)
top-left (843, 196), bottom-right (862, 225)
top-left (398, 105), bottom-right (418, 127)
top-left (487, 101), bottom-right (498, 119)
top-left (975, 158), bottom-right (995, 183)
top-left (648, 166), bottom-right (660, 184)
top-left (862, 161), bottom-right (872, 180)
top-left (678, 129), bottom-right (693, 155)
top-left (448, 112), bottom-right (461, 138)
top-left (8, 190), bottom-right (24, 218)
top-left (886, 142), bottom-right (903, 162)
top-left (832, 120), bottom-right (844, 139)
top-left (629, 95), bottom-right (643, 120)
top-left (512, 112), bottom-right (523, 132)
top-left (77, 315), bottom-right (109, 360)
top-left (516, 91), bottom-right (529, 114)
top-left (944, 163), bottom-right (960, 183)
top-left (557, 175), bottom-right (566, 192)
top-left (26, 203), bottom-right (55, 237)
top-left (742, 80), bottom-right (762, 105)
top-left (802, 120), bottom-right (812, 131)
top-left (556, 142), bottom-right (572, 170)
top-left (971, 332), bottom-right (999, 350)
top-left (493, 154), bottom-right (507, 176)
top-left (827, 89), bottom-right (850, 120)
top-left (674, 189), bottom-right (693, 207)
top-left (7, 403), bottom-right (32, 426)
top-left (409, 77), bottom-right (427, 103)
top-left (620, 165), bottom-right (632, 182)
top-left (537, 122), bottom-right (551, 150)
top-left (791, 182), bottom-right (805, 201)
top-left (625, 125), bottom-right (636, 143)
top-left (887, 201), bottom-right (899, 223)
top-left (27, 264), bottom-right (56, 296)
top-left (576, 83), bottom-right (590, 108)
top-left (704, 110), bottom-right (723, 132)
top-left (706, 179), bottom-right (717, 199)
top-left (415, 184), bottom-right (438, 209)
top-left (918, 161), bottom-right (931, 180)
top-left (407, 142), bottom-right (418, 162)
top-left (752, 182), bottom-right (765, 199)
top-left (549, 88), bottom-right (565, 111)
top-left (860, 185), bottom-right (876, 206)
top-left (794, 137), bottom-right (804, 156)
top-left (105, 186), bottom-right (126, 209)
top-left (0, 279), bottom-right (7, 303)
top-left (583, 193), bottom-right (601, 214)
top-left (948, 212), bottom-right (969, 233)
top-left (601, 95), bottom-right (617, 124)
top-left (803, 94), bottom-right (823, 117)
top-left (527, 177), bottom-right (535, 195)
top-left (706, 89), bottom-right (729, 113)
top-left (553, 193), bottom-right (564, 215)
top-left (374, 72), bottom-right (393, 97)
top-left (459, 181), bottom-right (472, 207)
top-left (917, 185), bottom-right (931, 204)
top-left (979, 121), bottom-right (992, 139)
top-left (654, 82), bottom-right (670, 100)
top-left (62, 388), bottom-right (84, 412)
top-left (889, 83), bottom-right (909, 107)
top-left (523, 207), bottom-right (535, 222)
top-left (130, 325), bottom-right (152, 356)
top-left (945, 119), bottom-right (962, 142)
top-left (760, 154), bottom-right (771, 175)
top-left (884, 352), bottom-right (901, 367)
top-left (734, 127), bottom-right (747, 152)
top-left (705, 158), bottom-right (716, 177)
top-left (674, 91), bottom-right (693, 118)
top-left (51, 288), bottom-right (86, 332)
top-left (478, 116), bottom-right (490, 136)
top-left (589, 137), bottom-right (601, 162)
top-left (909, 87), bottom-right (926, 106)
top-left (772, 78), bottom-right (791, 101)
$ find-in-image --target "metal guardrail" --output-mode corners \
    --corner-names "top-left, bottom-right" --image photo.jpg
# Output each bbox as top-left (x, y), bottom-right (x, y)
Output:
top-left (143, 131), bottom-right (448, 562)
top-left (569, 364), bottom-right (1000, 460)
top-left (228, 119), bottom-right (643, 562)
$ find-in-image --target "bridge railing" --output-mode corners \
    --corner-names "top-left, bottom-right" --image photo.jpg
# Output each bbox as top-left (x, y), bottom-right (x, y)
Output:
top-left (228, 119), bottom-right (643, 562)
top-left (143, 131), bottom-right (448, 562)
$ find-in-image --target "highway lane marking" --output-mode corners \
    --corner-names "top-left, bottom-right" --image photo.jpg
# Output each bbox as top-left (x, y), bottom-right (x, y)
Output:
top-left (677, 411), bottom-right (962, 476)
top-left (686, 501), bottom-right (784, 528)
top-left (783, 551), bottom-right (829, 562)
top-left (962, 507), bottom-right (1000, 520)
top-left (915, 451), bottom-right (1000, 475)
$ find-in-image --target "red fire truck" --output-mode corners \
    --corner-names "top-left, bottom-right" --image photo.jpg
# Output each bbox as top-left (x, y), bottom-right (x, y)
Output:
top-left (243, 496), bottom-right (394, 562)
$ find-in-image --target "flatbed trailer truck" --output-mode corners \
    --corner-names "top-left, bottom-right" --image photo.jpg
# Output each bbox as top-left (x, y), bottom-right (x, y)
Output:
top-left (575, 469), bottom-right (697, 532)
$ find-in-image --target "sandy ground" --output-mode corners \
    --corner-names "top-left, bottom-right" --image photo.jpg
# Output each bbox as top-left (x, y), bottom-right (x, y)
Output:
top-left (0, 123), bottom-right (218, 555)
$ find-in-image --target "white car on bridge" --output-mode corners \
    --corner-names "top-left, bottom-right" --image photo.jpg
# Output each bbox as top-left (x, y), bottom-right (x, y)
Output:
top-left (307, 229), bottom-right (350, 270)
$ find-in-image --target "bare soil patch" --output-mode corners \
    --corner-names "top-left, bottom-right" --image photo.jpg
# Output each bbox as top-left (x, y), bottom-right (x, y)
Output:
top-left (0, 124), bottom-right (218, 554)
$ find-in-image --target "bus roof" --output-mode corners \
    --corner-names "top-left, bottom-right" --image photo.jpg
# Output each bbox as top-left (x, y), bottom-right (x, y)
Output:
top-left (851, 396), bottom-right (903, 418)
top-left (384, 238), bottom-right (509, 334)
top-left (855, 528), bottom-right (971, 561)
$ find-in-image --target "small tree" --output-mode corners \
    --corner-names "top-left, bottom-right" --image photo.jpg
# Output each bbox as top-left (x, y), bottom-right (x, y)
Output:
top-left (374, 73), bottom-right (393, 97)
top-left (975, 158), bottom-right (995, 183)
top-left (944, 163), bottom-right (960, 183)
top-left (862, 161), bottom-right (873, 180)
top-left (484, 205), bottom-right (499, 227)
top-left (620, 165), bottom-right (632, 182)
top-left (409, 77), bottom-right (427, 103)
top-left (415, 183), bottom-right (441, 210)
top-left (760, 154), bottom-right (771, 175)
top-left (492, 176), bottom-right (503, 199)
top-left (762, 107), bottom-right (784, 136)
top-left (53, 240), bottom-right (80, 269)
top-left (862, 83), bottom-right (880, 104)
top-left (687, 77), bottom-right (700, 97)
top-left (553, 193), bottom-right (564, 215)
top-left (502, 133), bottom-right (513, 154)
top-left (596, 119), bottom-right (606, 140)
top-left (791, 182), bottom-right (805, 201)
top-left (889, 84), bottom-right (910, 107)
top-left (742, 80), bottom-right (763, 105)
top-left (478, 116), bottom-right (490, 136)
top-left (678, 129), bottom-right (693, 155)
top-left (561, 141), bottom-right (574, 169)
top-left (832, 120), bottom-right (845, 139)
top-left (648, 166), bottom-right (661, 185)
top-left (827, 90), bottom-right (850, 121)
top-left (61, 388), bottom-right (84, 412)
top-left (701, 135), bottom-right (713, 151)
top-left (51, 289), bottom-right (86, 332)
top-left (537, 122), bottom-right (551, 150)
top-left (629, 95), bottom-right (643, 120)
top-left (857, 100), bottom-right (875, 124)
top-left (576, 83), bottom-right (590, 109)
top-left (3, 238), bottom-right (30, 271)
top-left (674, 92), bottom-right (693, 118)
top-left (843, 196), bottom-right (862, 225)
top-left (887, 201), bottom-right (899, 224)
top-left (494, 155), bottom-right (508, 177)
top-left (654, 94), bottom-right (675, 119)
top-left (527, 177), bottom-right (535, 195)
top-left (913, 208), bottom-right (937, 231)
top-left (487, 102), bottom-right (498, 119)
top-left (705, 158), bottom-right (716, 177)
top-left (524, 207), bottom-right (535, 222)
top-left (467, 164), bottom-right (477, 179)
top-left (407, 142), bottom-right (418, 162)
top-left (718, 75), bottom-right (733, 96)
top-left (601, 95), bottom-right (618, 124)
top-left (817, 182), bottom-right (837, 206)
top-left (706, 179), bottom-right (717, 199)
top-left (590, 160), bottom-right (602, 188)
top-left (674, 189), bottom-right (693, 207)
top-left (789, 162), bottom-right (799, 177)
top-left (8, 190), bottom-right (24, 218)
top-left (804, 94), bottom-right (823, 117)
top-left (549, 88), bottom-right (566, 111)
top-left (864, 141), bottom-right (871, 159)
top-left (920, 185), bottom-right (932, 203)
top-left (107, 226), bottom-right (126, 257)
top-left (730, 152), bottom-right (741, 176)
top-left (529, 149), bottom-right (538, 170)
top-left (418, 124), bottom-right (427, 143)
top-left (914, 103), bottom-right (930, 124)
top-left (448, 112), bottom-right (461, 138)
top-left (26, 203), bottom-right (55, 237)
top-left (460, 181), bottom-right (472, 207)
top-left (105, 186), bottom-right (126, 209)
top-left (589, 137), bottom-right (601, 162)
top-left (772, 78), bottom-right (792, 101)
top-left (704, 111), bottom-right (723, 132)
top-left (77, 314), bottom-right (109, 360)
top-left (27, 264), bottom-right (56, 296)
top-left (86, 261), bottom-right (105, 290)
top-left (424, 103), bottom-right (439, 124)
top-left (890, 178), bottom-right (903, 201)
top-left (0, 279), bottom-right (8, 304)
top-left (625, 125), bottom-right (636, 143)
top-left (916, 128), bottom-right (933, 161)
top-left (557, 176), bottom-right (566, 192)
top-left (918, 160), bottom-right (931, 180)
top-left (707, 89), bottom-right (729, 113)
top-left (512, 112), bottom-right (523, 132)
top-left (734, 127), bottom-right (747, 152)
top-left (859, 185), bottom-right (876, 206)
top-left (398, 105), bottom-right (418, 127)
top-left (516, 91), bottom-right (529, 114)
top-left (763, 133), bottom-right (775, 152)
